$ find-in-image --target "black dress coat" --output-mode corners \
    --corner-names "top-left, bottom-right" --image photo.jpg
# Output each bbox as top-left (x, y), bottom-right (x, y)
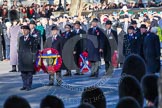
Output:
top-left (139, 32), bottom-right (147, 59)
top-left (18, 35), bottom-right (39, 72)
top-left (123, 33), bottom-right (140, 57)
top-left (61, 31), bottom-right (75, 70)
top-left (31, 29), bottom-right (41, 50)
top-left (118, 30), bottom-right (126, 63)
top-left (143, 33), bottom-right (161, 74)
top-left (73, 29), bottom-right (86, 66)
top-left (103, 29), bottom-right (118, 62)
top-left (44, 35), bottom-right (63, 55)
top-left (44, 35), bottom-right (63, 71)
top-left (87, 27), bottom-right (104, 61)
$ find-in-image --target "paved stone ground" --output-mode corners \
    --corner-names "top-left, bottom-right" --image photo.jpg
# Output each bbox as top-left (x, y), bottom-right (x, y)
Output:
top-left (0, 61), bottom-right (121, 108)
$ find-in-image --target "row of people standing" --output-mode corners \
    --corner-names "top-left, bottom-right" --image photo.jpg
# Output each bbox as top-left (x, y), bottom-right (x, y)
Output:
top-left (123, 21), bottom-right (161, 74)
top-left (3, 16), bottom-right (161, 90)
top-left (17, 18), bottom-right (119, 87)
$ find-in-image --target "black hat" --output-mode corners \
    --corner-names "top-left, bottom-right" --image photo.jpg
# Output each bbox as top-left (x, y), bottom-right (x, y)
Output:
top-left (21, 25), bottom-right (30, 30)
top-left (105, 20), bottom-right (112, 25)
top-left (29, 20), bottom-right (36, 25)
top-left (74, 21), bottom-right (81, 25)
top-left (124, 15), bottom-right (129, 18)
top-left (141, 75), bottom-right (158, 102)
top-left (9, 10), bottom-right (19, 22)
top-left (122, 54), bottom-right (146, 82)
top-left (4, 18), bottom-right (9, 23)
top-left (134, 14), bottom-right (140, 19)
top-left (117, 22), bottom-right (123, 28)
top-left (131, 20), bottom-right (137, 25)
top-left (92, 18), bottom-right (99, 22)
top-left (65, 24), bottom-right (72, 28)
top-left (51, 25), bottom-right (59, 30)
top-left (59, 15), bottom-right (63, 18)
top-left (128, 26), bottom-right (135, 30)
top-left (116, 97), bottom-right (141, 108)
top-left (119, 75), bottom-right (144, 107)
top-left (140, 24), bottom-right (147, 29)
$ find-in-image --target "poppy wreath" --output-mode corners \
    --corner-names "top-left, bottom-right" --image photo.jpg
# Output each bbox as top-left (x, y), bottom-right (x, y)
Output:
top-left (34, 50), bottom-right (42, 72)
top-left (78, 51), bottom-right (91, 73)
top-left (35, 48), bottom-right (62, 74)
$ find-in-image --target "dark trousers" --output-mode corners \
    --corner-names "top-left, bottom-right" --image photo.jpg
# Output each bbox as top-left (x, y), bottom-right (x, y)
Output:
top-left (49, 71), bottom-right (62, 84)
top-left (0, 43), bottom-right (2, 60)
top-left (105, 61), bottom-right (113, 75)
top-left (2, 35), bottom-right (6, 59)
top-left (5, 45), bottom-right (10, 59)
top-left (105, 61), bottom-right (110, 72)
top-left (21, 72), bottom-right (33, 89)
top-left (91, 61), bottom-right (100, 75)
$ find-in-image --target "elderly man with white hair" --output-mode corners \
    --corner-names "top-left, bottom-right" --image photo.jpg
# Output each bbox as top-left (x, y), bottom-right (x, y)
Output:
top-left (143, 27), bottom-right (161, 74)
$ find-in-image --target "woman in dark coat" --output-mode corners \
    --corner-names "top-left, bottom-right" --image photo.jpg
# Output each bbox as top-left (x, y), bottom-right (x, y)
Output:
top-left (143, 27), bottom-right (161, 74)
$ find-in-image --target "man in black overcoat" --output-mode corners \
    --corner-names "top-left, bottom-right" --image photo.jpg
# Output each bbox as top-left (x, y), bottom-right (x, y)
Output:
top-left (18, 25), bottom-right (39, 91)
top-left (73, 21), bottom-right (86, 75)
top-left (139, 24), bottom-right (148, 59)
top-left (103, 20), bottom-right (118, 75)
top-left (44, 26), bottom-right (63, 86)
top-left (61, 24), bottom-right (74, 76)
top-left (123, 26), bottom-right (140, 57)
top-left (143, 28), bottom-right (161, 74)
top-left (131, 20), bottom-right (140, 34)
top-left (29, 20), bottom-right (41, 50)
top-left (87, 18), bottom-right (104, 77)
top-left (117, 22), bottom-right (126, 67)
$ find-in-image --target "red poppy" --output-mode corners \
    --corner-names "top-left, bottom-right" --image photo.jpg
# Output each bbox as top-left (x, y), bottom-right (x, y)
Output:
top-left (96, 30), bottom-right (99, 35)
top-left (62, 34), bottom-right (65, 37)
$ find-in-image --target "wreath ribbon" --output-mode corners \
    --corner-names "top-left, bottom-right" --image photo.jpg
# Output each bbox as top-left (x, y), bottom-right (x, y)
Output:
top-left (79, 52), bottom-right (91, 73)
top-left (34, 48), bottom-right (62, 73)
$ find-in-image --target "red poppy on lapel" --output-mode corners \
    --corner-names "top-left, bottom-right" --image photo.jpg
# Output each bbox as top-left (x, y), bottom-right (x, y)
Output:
top-left (96, 30), bottom-right (100, 36)
top-left (62, 34), bottom-right (65, 37)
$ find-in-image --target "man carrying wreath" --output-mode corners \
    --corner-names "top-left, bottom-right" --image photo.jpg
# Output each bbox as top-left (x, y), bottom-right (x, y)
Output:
top-left (44, 26), bottom-right (63, 86)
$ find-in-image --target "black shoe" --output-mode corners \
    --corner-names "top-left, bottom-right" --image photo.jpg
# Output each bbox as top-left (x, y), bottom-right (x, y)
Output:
top-left (74, 73), bottom-right (84, 75)
top-left (63, 72), bottom-right (71, 76)
top-left (20, 87), bottom-right (26, 90)
top-left (95, 73), bottom-right (99, 77)
top-left (90, 74), bottom-right (96, 77)
top-left (48, 83), bottom-right (54, 86)
top-left (26, 88), bottom-right (32, 91)
top-left (56, 83), bottom-right (61, 86)
top-left (9, 70), bottom-right (17, 72)
top-left (74, 73), bottom-right (80, 75)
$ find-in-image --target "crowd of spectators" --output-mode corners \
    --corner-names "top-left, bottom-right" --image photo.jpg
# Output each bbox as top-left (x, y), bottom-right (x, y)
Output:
top-left (0, 0), bottom-right (162, 21)
top-left (82, 1), bottom-right (162, 11)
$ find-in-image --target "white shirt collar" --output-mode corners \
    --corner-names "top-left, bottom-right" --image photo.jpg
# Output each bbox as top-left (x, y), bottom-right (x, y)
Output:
top-left (24, 34), bottom-right (29, 41)
top-left (30, 29), bottom-right (34, 34)
top-left (53, 35), bottom-right (57, 39)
